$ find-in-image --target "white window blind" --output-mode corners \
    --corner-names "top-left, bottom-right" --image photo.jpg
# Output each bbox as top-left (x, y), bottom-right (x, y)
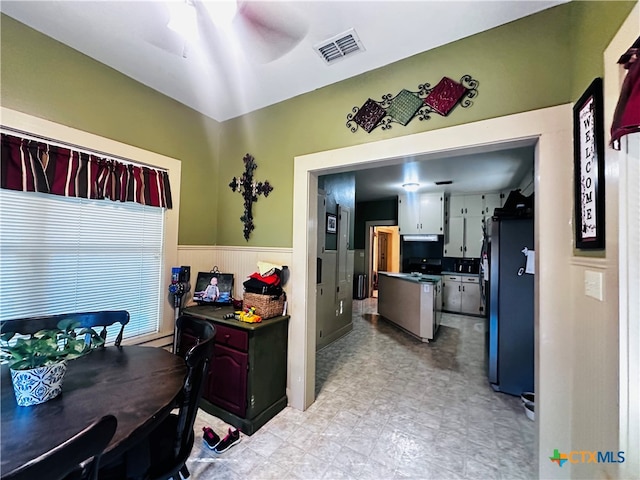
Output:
top-left (0, 188), bottom-right (164, 343)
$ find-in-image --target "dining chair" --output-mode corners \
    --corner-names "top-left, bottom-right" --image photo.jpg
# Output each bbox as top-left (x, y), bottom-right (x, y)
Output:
top-left (3, 414), bottom-right (117, 480)
top-left (145, 315), bottom-right (216, 480)
top-left (0, 310), bottom-right (130, 347)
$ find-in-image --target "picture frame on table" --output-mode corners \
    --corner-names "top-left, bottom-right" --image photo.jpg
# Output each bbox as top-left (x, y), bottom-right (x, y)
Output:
top-left (573, 77), bottom-right (605, 250)
top-left (326, 213), bottom-right (337, 234)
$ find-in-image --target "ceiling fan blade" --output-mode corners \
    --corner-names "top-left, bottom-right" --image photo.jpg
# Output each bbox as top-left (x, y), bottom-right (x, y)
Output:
top-left (233, 1), bottom-right (309, 63)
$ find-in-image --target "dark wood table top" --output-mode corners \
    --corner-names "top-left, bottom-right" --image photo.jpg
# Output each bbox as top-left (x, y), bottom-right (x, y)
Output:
top-left (183, 305), bottom-right (290, 331)
top-left (1, 346), bottom-right (186, 476)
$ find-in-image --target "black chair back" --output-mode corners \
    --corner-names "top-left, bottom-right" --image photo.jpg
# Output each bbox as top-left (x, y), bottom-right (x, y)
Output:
top-left (0, 311), bottom-right (130, 347)
top-left (148, 315), bottom-right (215, 480)
top-left (4, 414), bottom-right (117, 480)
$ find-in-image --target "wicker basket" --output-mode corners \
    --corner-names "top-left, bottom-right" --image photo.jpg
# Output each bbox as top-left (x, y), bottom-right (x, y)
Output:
top-left (242, 292), bottom-right (286, 319)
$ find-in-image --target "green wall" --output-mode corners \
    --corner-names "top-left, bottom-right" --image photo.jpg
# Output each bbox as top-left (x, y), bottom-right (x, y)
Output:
top-left (569, 0), bottom-right (636, 98)
top-left (215, 1), bottom-right (634, 247)
top-left (1, 2), bottom-right (635, 247)
top-left (0, 14), bottom-right (221, 246)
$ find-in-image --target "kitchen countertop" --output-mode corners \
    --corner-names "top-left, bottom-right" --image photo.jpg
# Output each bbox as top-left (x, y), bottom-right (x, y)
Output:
top-left (441, 271), bottom-right (481, 276)
top-left (379, 272), bottom-right (442, 284)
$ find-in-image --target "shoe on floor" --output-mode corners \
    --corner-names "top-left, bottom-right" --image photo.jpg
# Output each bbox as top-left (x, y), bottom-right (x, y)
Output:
top-left (213, 428), bottom-right (241, 454)
top-left (520, 392), bottom-right (535, 404)
top-left (202, 427), bottom-right (220, 450)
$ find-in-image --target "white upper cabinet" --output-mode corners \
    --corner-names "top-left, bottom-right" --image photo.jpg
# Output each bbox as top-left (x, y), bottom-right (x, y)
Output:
top-left (444, 215), bottom-right (484, 258)
top-left (449, 194), bottom-right (484, 217)
top-left (482, 193), bottom-right (503, 217)
top-left (398, 193), bottom-right (445, 235)
top-left (450, 193), bottom-right (503, 217)
top-left (445, 191), bottom-right (502, 258)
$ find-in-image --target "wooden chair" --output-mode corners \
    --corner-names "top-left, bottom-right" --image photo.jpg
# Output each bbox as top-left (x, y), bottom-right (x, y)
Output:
top-left (146, 316), bottom-right (216, 480)
top-left (4, 414), bottom-right (117, 480)
top-left (0, 311), bottom-right (130, 347)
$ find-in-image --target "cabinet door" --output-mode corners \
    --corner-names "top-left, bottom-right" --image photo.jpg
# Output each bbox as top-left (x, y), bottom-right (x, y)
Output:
top-left (482, 193), bottom-right (502, 216)
top-left (419, 193), bottom-right (444, 233)
top-left (444, 216), bottom-right (464, 257)
top-left (463, 194), bottom-right (484, 217)
top-left (442, 277), bottom-right (461, 312)
top-left (450, 194), bottom-right (483, 216)
top-left (464, 216), bottom-right (485, 258)
top-left (398, 194), bottom-right (420, 234)
top-left (210, 343), bottom-right (248, 418)
top-left (449, 195), bottom-right (466, 216)
top-left (461, 280), bottom-right (482, 315)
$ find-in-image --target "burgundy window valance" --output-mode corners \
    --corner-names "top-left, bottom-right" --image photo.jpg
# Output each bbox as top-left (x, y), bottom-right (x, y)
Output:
top-left (1, 133), bottom-right (172, 209)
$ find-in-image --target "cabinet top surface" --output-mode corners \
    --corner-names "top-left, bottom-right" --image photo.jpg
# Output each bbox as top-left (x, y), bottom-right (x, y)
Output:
top-left (183, 305), bottom-right (290, 330)
top-left (379, 272), bottom-right (441, 284)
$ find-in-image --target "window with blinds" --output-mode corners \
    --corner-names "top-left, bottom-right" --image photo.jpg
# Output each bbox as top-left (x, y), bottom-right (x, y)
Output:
top-left (0, 188), bottom-right (164, 343)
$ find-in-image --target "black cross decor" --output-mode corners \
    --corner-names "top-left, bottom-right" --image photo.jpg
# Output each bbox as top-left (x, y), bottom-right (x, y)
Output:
top-left (229, 154), bottom-right (273, 241)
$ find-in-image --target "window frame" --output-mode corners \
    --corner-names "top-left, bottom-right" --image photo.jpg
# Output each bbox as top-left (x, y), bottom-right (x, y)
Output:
top-left (1, 107), bottom-right (181, 346)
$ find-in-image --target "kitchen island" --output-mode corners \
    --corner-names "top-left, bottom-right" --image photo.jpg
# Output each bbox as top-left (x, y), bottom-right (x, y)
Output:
top-left (377, 272), bottom-right (442, 342)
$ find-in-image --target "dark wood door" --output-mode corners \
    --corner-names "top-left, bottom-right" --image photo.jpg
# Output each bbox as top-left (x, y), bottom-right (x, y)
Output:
top-left (209, 343), bottom-right (248, 417)
top-left (377, 231), bottom-right (389, 272)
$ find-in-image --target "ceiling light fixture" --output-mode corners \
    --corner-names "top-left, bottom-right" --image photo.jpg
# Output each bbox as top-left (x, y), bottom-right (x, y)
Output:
top-left (402, 182), bottom-right (420, 192)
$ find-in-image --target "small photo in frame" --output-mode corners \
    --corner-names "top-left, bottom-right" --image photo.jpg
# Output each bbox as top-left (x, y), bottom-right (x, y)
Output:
top-left (326, 213), bottom-right (337, 234)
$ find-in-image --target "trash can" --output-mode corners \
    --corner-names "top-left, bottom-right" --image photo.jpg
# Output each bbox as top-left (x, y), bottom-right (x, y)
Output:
top-left (353, 274), bottom-right (367, 300)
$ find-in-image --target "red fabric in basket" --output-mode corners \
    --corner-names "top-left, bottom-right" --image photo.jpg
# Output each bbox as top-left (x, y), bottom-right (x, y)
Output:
top-left (249, 272), bottom-right (280, 285)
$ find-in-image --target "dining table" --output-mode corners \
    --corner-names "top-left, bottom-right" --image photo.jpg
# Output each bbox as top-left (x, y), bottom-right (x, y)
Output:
top-left (1, 345), bottom-right (187, 477)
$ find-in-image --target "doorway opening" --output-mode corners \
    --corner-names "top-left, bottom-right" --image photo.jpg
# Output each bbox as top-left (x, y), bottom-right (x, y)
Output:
top-left (291, 107), bottom-right (572, 470)
top-left (370, 225), bottom-right (399, 298)
top-left (364, 220), bottom-right (400, 299)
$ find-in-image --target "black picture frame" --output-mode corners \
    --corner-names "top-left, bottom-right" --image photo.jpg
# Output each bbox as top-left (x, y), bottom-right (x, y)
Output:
top-left (326, 213), bottom-right (337, 234)
top-left (192, 271), bottom-right (234, 305)
top-left (573, 77), bottom-right (605, 250)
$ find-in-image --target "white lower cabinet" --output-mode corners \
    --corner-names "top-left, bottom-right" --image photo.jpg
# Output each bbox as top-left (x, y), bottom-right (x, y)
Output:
top-left (442, 275), bottom-right (482, 315)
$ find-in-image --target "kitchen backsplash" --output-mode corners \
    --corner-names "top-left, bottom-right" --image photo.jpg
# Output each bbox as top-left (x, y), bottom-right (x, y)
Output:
top-left (442, 257), bottom-right (480, 274)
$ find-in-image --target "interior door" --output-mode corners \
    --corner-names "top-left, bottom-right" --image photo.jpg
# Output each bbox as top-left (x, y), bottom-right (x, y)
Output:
top-left (377, 232), bottom-right (389, 272)
top-left (336, 205), bottom-right (351, 310)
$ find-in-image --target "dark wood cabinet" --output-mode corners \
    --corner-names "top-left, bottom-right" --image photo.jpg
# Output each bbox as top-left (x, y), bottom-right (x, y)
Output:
top-left (180, 306), bottom-right (289, 435)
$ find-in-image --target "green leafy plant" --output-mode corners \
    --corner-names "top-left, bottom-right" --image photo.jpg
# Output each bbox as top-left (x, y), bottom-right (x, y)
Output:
top-left (0, 319), bottom-right (105, 370)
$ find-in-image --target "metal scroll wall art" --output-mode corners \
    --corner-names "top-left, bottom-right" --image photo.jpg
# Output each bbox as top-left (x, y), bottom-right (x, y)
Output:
top-left (229, 154), bottom-right (273, 241)
top-left (346, 75), bottom-right (479, 133)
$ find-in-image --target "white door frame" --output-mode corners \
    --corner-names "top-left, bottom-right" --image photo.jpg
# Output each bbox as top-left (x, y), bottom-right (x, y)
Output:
top-left (364, 219), bottom-right (396, 296)
top-left (291, 105), bottom-right (574, 477)
top-left (604, 4), bottom-right (640, 477)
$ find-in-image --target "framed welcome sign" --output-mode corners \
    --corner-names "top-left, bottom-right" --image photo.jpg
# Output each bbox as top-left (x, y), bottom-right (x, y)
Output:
top-left (573, 77), bottom-right (605, 250)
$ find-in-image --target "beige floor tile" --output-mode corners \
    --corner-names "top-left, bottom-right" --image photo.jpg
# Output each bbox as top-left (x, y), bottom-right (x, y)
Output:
top-left (187, 298), bottom-right (536, 479)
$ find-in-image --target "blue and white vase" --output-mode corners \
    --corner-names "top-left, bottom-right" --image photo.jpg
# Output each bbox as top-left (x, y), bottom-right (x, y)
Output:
top-left (10, 361), bottom-right (67, 406)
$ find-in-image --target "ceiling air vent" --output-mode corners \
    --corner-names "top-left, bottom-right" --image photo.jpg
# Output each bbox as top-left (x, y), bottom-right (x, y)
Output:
top-left (314, 28), bottom-right (365, 64)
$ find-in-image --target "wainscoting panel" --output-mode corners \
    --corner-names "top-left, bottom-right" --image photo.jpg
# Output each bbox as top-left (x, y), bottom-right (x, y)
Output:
top-left (177, 245), bottom-right (293, 301)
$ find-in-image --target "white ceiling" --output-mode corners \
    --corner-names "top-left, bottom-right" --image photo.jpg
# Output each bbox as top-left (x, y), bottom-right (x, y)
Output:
top-left (350, 140), bottom-right (536, 202)
top-left (2, 0), bottom-right (558, 201)
top-left (1, 0), bottom-right (565, 122)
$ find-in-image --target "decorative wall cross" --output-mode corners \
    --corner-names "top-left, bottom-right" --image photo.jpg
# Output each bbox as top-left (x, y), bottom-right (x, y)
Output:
top-left (229, 154), bottom-right (273, 241)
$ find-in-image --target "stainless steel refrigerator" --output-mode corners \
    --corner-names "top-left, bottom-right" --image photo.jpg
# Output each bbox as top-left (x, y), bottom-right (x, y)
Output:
top-left (487, 216), bottom-right (534, 396)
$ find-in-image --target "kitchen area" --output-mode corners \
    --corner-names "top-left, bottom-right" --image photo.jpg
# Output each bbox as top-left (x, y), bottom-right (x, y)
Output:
top-left (370, 188), bottom-right (535, 398)
top-left (375, 191), bottom-right (494, 341)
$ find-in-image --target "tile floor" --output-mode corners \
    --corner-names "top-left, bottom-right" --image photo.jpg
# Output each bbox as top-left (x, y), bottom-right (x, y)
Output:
top-left (187, 298), bottom-right (537, 479)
